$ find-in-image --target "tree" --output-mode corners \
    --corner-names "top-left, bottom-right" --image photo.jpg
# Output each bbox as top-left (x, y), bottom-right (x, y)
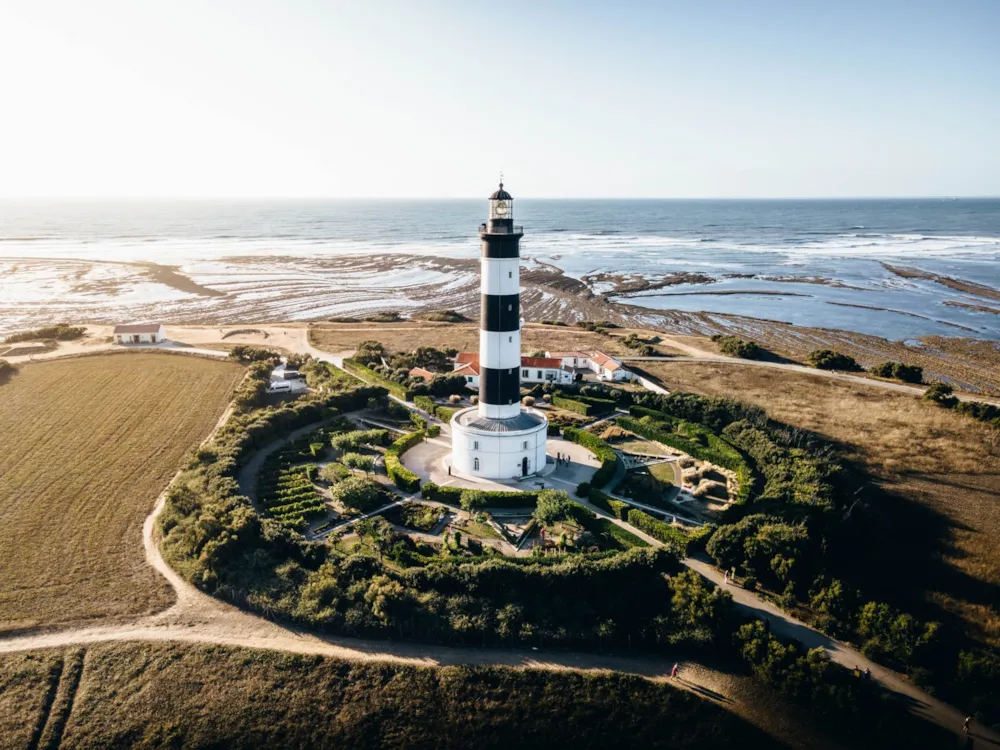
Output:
top-left (228, 345), bottom-right (280, 363)
top-left (341, 452), bottom-right (375, 474)
top-left (330, 477), bottom-right (385, 512)
top-left (0, 359), bottom-right (19, 385)
top-left (533, 490), bottom-right (573, 526)
top-left (354, 340), bottom-right (385, 366)
top-left (319, 462), bottom-right (350, 484)
top-left (356, 516), bottom-right (395, 562)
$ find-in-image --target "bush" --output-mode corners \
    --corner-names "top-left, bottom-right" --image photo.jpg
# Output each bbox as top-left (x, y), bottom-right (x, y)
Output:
top-left (870, 361), bottom-right (923, 384)
top-left (627, 509), bottom-right (690, 554)
top-left (522, 396), bottom-right (536, 406)
top-left (576, 481), bottom-right (591, 498)
top-left (228, 345), bottom-right (281, 363)
top-left (413, 395), bottom-right (436, 414)
top-left (331, 429), bottom-right (389, 451)
top-left (923, 382), bottom-right (958, 408)
top-left (341, 452), bottom-right (375, 474)
top-left (448, 394), bottom-right (462, 404)
top-left (343, 358), bottom-right (414, 400)
top-left (319, 462), bottom-right (350, 484)
top-left (0, 359), bottom-right (19, 385)
top-left (711, 334), bottom-right (763, 359)
top-left (806, 349), bottom-right (861, 371)
top-left (329, 476), bottom-right (386, 512)
top-left (551, 395), bottom-right (592, 416)
top-left (568, 502), bottom-right (649, 550)
top-left (533, 490), bottom-right (574, 526)
top-left (4, 324), bottom-right (86, 343)
top-left (422, 482), bottom-right (537, 508)
top-left (562, 427), bottom-right (617, 487)
top-left (385, 430), bottom-right (424, 493)
top-left (426, 424), bottom-right (441, 438)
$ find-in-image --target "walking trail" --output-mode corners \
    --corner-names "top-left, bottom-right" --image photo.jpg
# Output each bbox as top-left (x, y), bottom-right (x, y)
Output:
top-left (2, 324), bottom-right (996, 745)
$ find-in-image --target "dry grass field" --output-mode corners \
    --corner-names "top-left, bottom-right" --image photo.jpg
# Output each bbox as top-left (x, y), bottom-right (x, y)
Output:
top-left (0, 353), bottom-right (244, 633)
top-left (0, 642), bottom-right (854, 750)
top-left (309, 322), bottom-right (653, 358)
top-left (644, 361), bottom-right (1000, 645)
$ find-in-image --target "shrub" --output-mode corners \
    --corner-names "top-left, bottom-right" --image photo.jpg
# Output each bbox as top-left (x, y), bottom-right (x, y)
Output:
top-left (923, 381), bottom-right (958, 408)
top-left (228, 345), bottom-right (281, 363)
top-left (448, 394), bottom-right (462, 404)
top-left (413, 395), bottom-right (436, 414)
top-left (576, 481), bottom-right (591, 498)
top-left (385, 430), bottom-right (424, 493)
top-left (426, 424), bottom-right (441, 438)
top-left (568, 502), bottom-right (649, 550)
top-left (806, 349), bottom-right (861, 371)
top-left (4, 324), bottom-right (86, 343)
top-left (551, 395), bottom-right (592, 416)
top-left (522, 396), bottom-right (536, 406)
top-left (341, 452), bottom-right (376, 474)
top-left (343, 358), bottom-right (414, 400)
top-left (869, 361), bottom-right (923, 384)
top-left (319, 462), bottom-right (350, 484)
top-left (332, 429), bottom-right (389, 451)
top-left (533, 490), bottom-right (574, 526)
top-left (711, 334), bottom-right (763, 359)
top-left (329, 476), bottom-right (386, 512)
top-left (422, 482), bottom-right (537, 508)
top-left (410, 411), bottom-right (427, 430)
top-left (0, 359), bottom-right (19, 385)
top-left (627, 509), bottom-right (689, 554)
top-left (546, 423), bottom-right (561, 436)
top-left (562, 427), bottom-right (617, 487)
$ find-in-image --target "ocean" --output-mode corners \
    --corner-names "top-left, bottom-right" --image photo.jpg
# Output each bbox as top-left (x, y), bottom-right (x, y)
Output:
top-left (1, 198), bottom-right (998, 340)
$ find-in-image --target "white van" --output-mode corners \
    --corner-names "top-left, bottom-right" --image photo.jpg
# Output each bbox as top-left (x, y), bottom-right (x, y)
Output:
top-left (267, 381), bottom-right (293, 394)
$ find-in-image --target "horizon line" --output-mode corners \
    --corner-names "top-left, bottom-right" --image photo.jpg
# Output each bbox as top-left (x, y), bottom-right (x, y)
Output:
top-left (0, 194), bottom-right (998, 202)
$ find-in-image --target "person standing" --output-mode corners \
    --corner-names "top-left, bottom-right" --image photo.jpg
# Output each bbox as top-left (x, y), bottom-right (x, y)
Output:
top-left (964, 715), bottom-right (973, 734)
top-left (671, 663), bottom-right (679, 678)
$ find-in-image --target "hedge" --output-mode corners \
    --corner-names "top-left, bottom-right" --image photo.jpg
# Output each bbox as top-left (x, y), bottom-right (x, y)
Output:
top-left (413, 394), bottom-right (460, 423)
top-left (573, 395), bottom-right (617, 415)
top-left (426, 424), bottom-right (441, 438)
top-left (562, 427), bottom-right (617, 487)
top-left (413, 395), bottom-right (436, 414)
top-left (619, 413), bottom-right (753, 504)
top-left (434, 405), bottom-right (460, 422)
top-left (569, 501), bottom-right (649, 549)
top-left (627, 509), bottom-right (689, 554)
top-left (421, 482), bottom-right (538, 508)
top-left (588, 489), bottom-right (630, 520)
top-left (385, 430), bottom-right (424, 493)
top-left (551, 395), bottom-right (593, 416)
top-left (343, 358), bottom-right (414, 400)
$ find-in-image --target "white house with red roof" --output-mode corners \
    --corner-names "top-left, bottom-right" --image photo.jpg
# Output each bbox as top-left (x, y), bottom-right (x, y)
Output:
top-left (546, 349), bottom-right (632, 381)
top-left (451, 353), bottom-right (573, 390)
top-left (112, 323), bottom-right (165, 345)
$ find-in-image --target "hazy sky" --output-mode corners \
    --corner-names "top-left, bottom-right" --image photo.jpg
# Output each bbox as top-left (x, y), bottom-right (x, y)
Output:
top-left (0, 0), bottom-right (997, 198)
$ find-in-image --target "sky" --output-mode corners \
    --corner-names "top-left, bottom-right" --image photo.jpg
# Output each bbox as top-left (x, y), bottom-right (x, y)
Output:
top-left (0, 0), bottom-right (997, 198)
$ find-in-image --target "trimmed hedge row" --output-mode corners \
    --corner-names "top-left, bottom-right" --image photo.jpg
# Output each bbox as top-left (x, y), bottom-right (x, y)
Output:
top-left (385, 430), bottom-right (424, 493)
top-left (627, 509), bottom-right (688, 554)
top-left (413, 395), bottom-right (461, 423)
top-left (573, 395), bottom-right (617, 415)
top-left (588, 488), bottom-right (630, 520)
top-left (562, 427), bottom-right (617, 488)
top-left (343, 358), bottom-right (414, 400)
top-left (569, 501), bottom-right (649, 549)
top-left (421, 482), bottom-right (539, 508)
top-left (551, 395), bottom-right (593, 416)
top-left (619, 412), bottom-right (753, 504)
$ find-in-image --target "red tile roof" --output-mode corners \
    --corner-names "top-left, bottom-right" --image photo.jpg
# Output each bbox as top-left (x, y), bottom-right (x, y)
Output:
top-left (520, 356), bottom-right (564, 369)
top-left (408, 367), bottom-right (435, 380)
top-left (454, 361), bottom-right (480, 376)
top-left (113, 323), bottom-right (162, 334)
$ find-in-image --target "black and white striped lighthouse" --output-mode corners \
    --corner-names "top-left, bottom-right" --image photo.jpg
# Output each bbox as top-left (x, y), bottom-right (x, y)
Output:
top-left (478, 182), bottom-right (523, 420)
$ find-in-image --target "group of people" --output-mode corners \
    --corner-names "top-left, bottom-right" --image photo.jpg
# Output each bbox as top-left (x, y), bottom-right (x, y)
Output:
top-left (852, 665), bottom-right (873, 681)
top-left (555, 452), bottom-right (569, 466)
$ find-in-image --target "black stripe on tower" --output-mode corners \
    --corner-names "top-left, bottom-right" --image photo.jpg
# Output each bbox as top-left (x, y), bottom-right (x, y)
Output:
top-left (481, 293), bottom-right (520, 331)
top-left (481, 236), bottom-right (520, 258)
top-left (481, 366), bottom-right (520, 405)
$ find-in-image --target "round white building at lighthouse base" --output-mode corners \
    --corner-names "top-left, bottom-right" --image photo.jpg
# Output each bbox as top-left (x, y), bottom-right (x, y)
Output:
top-left (450, 407), bottom-right (549, 480)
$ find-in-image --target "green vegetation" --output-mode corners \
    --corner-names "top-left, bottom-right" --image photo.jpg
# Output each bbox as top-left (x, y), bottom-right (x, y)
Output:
top-left (533, 489), bottom-right (575, 526)
top-left (421, 482), bottom-right (538, 509)
top-left (419, 309), bottom-right (471, 322)
top-left (869, 361), bottom-right (923, 383)
top-left (340, 452), bottom-right (375, 474)
top-left (621, 332), bottom-right (659, 356)
top-left (570, 501), bottom-right (649, 550)
top-left (924, 381), bottom-right (1000, 429)
top-left (806, 349), bottom-right (862, 371)
top-left (562, 427), bottom-right (617, 487)
top-left (331, 428), bottom-right (390, 451)
top-left (711, 334), bottom-right (763, 359)
top-left (329, 476), bottom-right (387, 512)
top-left (392, 502), bottom-right (441, 531)
top-left (256, 437), bottom-right (330, 530)
top-left (343, 356), bottom-right (414, 399)
top-left (626, 509), bottom-right (690, 554)
top-left (228, 345), bottom-right (281, 363)
top-left (3, 323), bottom-right (86, 343)
top-left (385, 430), bottom-right (424, 492)
top-left (619, 410), bottom-right (753, 504)
top-left (414, 394), bottom-right (462, 422)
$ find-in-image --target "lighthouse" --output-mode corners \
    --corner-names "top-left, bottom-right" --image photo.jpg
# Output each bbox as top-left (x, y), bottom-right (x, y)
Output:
top-left (449, 181), bottom-right (548, 479)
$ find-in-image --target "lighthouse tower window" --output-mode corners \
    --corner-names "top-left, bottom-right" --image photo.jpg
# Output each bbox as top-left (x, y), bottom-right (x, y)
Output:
top-left (474, 458), bottom-right (479, 471)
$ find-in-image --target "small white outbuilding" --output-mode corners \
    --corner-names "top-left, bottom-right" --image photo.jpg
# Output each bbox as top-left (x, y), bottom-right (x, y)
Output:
top-left (113, 323), bottom-right (165, 345)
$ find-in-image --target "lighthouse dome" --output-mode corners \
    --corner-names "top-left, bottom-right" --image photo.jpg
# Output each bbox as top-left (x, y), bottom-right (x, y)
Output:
top-left (489, 183), bottom-right (513, 201)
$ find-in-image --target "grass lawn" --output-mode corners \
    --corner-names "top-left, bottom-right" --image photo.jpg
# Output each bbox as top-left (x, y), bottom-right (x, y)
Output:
top-left (615, 436), bottom-right (670, 456)
top-left (0, 642), bottom-right (793, 750)
top-left (643, 360), bottom-right (1000, 647)
top-left (0, 352), bottom-right (244, 632)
